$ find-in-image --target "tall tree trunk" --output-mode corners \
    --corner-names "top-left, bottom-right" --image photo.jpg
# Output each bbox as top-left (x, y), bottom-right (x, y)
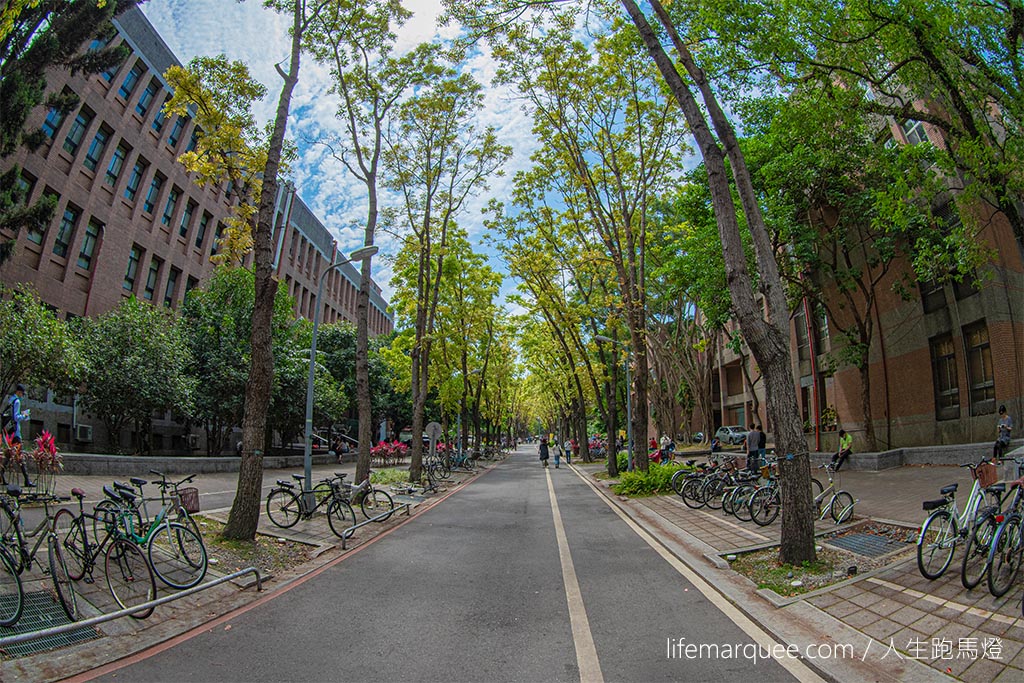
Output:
top-left (622, 0), bottom-right (814, 563)
top-left (222, 0), bottom-right (302, 541)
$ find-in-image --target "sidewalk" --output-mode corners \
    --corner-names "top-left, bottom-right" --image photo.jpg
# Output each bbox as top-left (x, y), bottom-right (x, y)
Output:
top-left (578, 461), bottom-right (1024, 682)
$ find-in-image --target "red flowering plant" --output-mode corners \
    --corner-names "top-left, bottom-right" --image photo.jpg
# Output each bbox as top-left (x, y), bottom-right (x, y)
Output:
top-left (371, 440), bottom-right (409, 467)
top-left (32, 430), bottom-right (62, 473)
top-left (0, 431), bottom-right (25, 484)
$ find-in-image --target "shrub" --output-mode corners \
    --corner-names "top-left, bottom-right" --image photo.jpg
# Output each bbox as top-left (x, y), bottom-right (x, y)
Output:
top-left (611, 462), bottom-right (685, 496)
top-left (370, 467), bottom-right (412, 486)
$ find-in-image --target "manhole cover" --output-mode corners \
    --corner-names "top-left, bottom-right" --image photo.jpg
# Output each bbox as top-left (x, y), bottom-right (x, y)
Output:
top-left (827, 532), bottom-right (903, 558)
top-left (0, 591), bottom-right (100, 659)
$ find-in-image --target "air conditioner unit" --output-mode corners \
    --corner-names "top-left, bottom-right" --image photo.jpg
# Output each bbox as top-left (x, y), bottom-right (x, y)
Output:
top-left (75, 424), bottom-right (93, 442)
top-left (188, 434), bottom-right (199, 450)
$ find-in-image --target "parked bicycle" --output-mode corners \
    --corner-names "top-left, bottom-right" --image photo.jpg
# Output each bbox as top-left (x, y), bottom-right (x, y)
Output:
top-left (53, 486), bottom-right (157, 617)
top-left (811, 463), bottom-right (857, 524)
top-left (336, 475), bottom-right (396, 521)
top-left (265, 473), bottom-right (357, 538)
top-left (0, 485), bottom-right (77, 626)
top-left (917, 460), bottom-right (1003, 581)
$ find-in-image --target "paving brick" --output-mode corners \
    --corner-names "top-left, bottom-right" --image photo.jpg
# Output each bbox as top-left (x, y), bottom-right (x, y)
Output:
top-left (844, 609), bottom-right (883, 630)
top-left (961, 656), bottom-right (1012, 683)
top-left (889, 605), bottom-right (930, 626)
top-left (828, 600), bottom-right (861, 619)
top-left (870, 598), bottom-right (905, 618)
top-left (860, 618), bottom-right (903, 641)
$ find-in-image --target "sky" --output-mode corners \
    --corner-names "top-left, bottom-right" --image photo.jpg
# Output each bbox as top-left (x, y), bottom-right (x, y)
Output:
top-left (141, 0), bottom-right (538, 305)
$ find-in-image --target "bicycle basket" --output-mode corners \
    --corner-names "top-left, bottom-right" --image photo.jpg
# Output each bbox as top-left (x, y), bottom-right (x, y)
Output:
top-left (973, 462), bottom-right (999, 489)
top-left (178, 486), bottom-right (200, 514)
top-left (729, 457), bottom-right (747, 472)
top-left (760, 464), bottom-right (776, 479)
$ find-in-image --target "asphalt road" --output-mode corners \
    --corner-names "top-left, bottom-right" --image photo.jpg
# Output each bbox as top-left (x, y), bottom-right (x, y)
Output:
top-left (92, 447), bottom-right (803, 682)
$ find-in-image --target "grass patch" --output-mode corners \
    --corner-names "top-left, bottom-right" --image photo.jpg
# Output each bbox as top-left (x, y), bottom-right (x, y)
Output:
top-left (197, 516), bottom-right (312, 577)
top-left (729, 546), bottom-right (847, 596)
top-left (370, 467), bottom-right (411, 486)
top-left (611, 462), bottom-right (688, 496)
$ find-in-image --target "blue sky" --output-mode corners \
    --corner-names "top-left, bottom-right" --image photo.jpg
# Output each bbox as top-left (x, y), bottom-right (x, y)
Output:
top-left (142, 0), bottom-right (537, 305)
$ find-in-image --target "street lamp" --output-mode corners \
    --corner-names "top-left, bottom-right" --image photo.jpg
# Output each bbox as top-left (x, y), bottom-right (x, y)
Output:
top-left (304, 245), bottom-right (379, 498)
top-left (595, 335), bottom-right (633, 472)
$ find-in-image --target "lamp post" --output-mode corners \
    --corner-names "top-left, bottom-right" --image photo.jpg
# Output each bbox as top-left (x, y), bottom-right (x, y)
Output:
top-left (304, 245), bottom-right (379, 498)
top-left (595, 335), bottom-right (633, 472)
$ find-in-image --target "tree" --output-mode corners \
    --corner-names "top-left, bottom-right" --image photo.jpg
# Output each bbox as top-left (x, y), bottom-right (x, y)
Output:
top-left (0, 285), bottom-right (80, 400)
top-left (78, 297), bottom-right (193, 453)
top-left (1, 0), bottom-right (138, 263)
top-left (384, 70), bottom-right (510, 480)
top-left (304, 1), bottom-right (442, 486)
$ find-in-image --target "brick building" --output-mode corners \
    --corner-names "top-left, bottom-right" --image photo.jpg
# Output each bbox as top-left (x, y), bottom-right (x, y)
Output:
top-left (0, 7), bottom-right (392, 452)
top-left (704, 119), bottom-right (1024, 453)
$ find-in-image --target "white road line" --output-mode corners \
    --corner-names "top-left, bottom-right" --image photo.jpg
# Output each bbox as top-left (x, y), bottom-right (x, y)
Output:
top-left (569, 465), bottom-right (824, 683)
top-left (546, 468), bottom-right (604, 683)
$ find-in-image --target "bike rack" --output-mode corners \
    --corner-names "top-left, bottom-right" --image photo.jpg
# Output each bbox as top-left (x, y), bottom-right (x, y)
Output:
top-left (340, 503), bottom-right (410, 549)
top-left (0, 566), bottom-right (263, 650)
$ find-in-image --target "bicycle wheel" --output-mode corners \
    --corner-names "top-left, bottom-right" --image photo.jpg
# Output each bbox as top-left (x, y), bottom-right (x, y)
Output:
top-left (53, 509), bottom-right (88, 581)
top-left (92, 499), bottom-right (141, 545)
top-left (265, 489), bottom-right (302, 528)
top-left (917, 509), bottom-right (957, 580)
top-left (360, 488), bottom-right (395, 521)
top-left (0, 545), bottom-right (23, 627)
top-left (733, 485), bottom-right (758, 522)
top-left (961, 512), bottom-right (998, 589)
top-left (312, 482), bottom-right (334, 506)
top-left (830, 491), bottom-right (856, 524)
top-left (174, 506), bottom-right (203, 542)
top-left (326, 499), bottom-right (357, 538)
top-left (722, 487), bottom-right (738, 516)
top-left (148, 522), bottom-right (207, 590)
top-left (670, 469), bottom-right (688, 496)
top-left (104, 539), bottom-right (156, 619)
top-left (750, 487), bottom-right (781, 526)
top-left (48, 533), bottom-right (79, 621)
top-left (0, 497), bottom-right (25, 574)
top-left (702, 478), bottom-right (727, 511)
top-left (811, 478), bottom-right (824, 497)
top-left (680, 478), bottom-right (705, 509)
top-left (988, 515), bottom-right (1024, 597)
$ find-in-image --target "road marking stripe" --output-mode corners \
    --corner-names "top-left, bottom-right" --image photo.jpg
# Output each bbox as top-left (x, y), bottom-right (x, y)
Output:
top-left (546, 469), bottom-right (604, 683)
top-left (569, 465), bottom-right (823, 683)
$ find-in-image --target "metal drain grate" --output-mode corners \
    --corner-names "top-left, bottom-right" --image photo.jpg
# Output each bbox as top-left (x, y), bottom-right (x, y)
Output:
top-left (0, 591), bottom-right (100, 659)
top-left (827, 532), bottom-right (905, 558)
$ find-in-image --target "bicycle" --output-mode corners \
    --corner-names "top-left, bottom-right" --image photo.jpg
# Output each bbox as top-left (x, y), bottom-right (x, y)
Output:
top-left (0, 485), bottom-right (77, 626)
top-left (265, 473), bottom-right (357, 538)
top-left (336, 476), bottom-right (396, 521)
top-left (917, 460), bottom-right (1003, 581)
top-left (53, 486), bottom-right (157, 617)
top-left (811, 464), bottom-right (857, 524)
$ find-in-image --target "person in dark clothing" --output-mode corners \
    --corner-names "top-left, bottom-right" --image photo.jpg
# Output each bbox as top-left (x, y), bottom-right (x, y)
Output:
top-left (539, 438), bottom-right (550, 468)
top-left (3, 385), bottom-right (34, 487)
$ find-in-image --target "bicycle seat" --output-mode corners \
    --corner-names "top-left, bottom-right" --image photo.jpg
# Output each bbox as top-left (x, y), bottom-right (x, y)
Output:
top-left (987, 483), bottom-right (1007, 495)
top-left (114, 481), bottom-right (133, 493)
top-left (6, 483), bottom-right (21, 497)
top-left (130, 477), bottom-right (148, 487)
top-left (923, 498), bottom-right (947, 511)
top-left (71, 488), bottom-right (85, 499)
top-left (940, 483), bottom-right (958, 495)
top-left (276, 480), bottom-right (293, 488)
top-left (292, 474), bottom-right (304, 482)
top-left (686, 460), bottom-right (697, 466)
top-left (335, 473), bottom-right (347, 479)
top-left (102, 485), bottom-right (122, 501)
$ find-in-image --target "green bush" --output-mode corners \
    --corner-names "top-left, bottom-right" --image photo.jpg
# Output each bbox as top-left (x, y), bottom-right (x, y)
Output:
top-left (611, 462), bottom-right (685, 496)
top-left (617, 451), bottom-right (628, 472)
top-left (370, 467), bottom-right (410, 486)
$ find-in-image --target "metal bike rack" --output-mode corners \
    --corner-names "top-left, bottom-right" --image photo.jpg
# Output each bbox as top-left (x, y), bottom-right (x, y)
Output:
top-left (340, 503), bottom-right (410, 549)
top-left (0, 566), bottom-right (263, 650)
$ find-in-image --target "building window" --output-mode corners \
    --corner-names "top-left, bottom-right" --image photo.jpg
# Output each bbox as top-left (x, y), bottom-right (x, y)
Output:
top-left (185, 275), bottom-right (199, 296)
top-left (99, 40), bottom-right (126, 82)
top-left (124, 245), bottom-right (142, 290)
top-left (211, 222), bottom-right (225, 256)
top-left (143, 257), bottom-right (162, 300)
top-left (953, 273), bottom-right (979, 301)
top-left (62, 109), bottom-right (93, 156)
top-left (118, 62), bottom-right (145, 100)
top-left (136, 79), bottom-right (160, 117)
top-left (179, 201), bottom-right (196, 238)
top-left (82, 125), bottom-right (110, 171)
top-left (105, 142), bottom-right (129, 186)
top-left (186, 130), bottom-right (199, 152)
top-left (964, 322), bottom-right (995, 415)
top-left (161, 187), bottom-right (180, 226)
top-left (195, 212), bottom-right (210, 248)
top-left (794, 305), bottom-right (810, 361)
top-left (143, 174), bottom-right (164, 214)
top-left (152, 95), bottom-right (170, 133)
top-left (167, 116), bottom-right (187, 148)
top-left (124, 158), bottom-right (148, 201)
top-left (900, 119), bottom-right (928, 145)
top-left (53, 205), bottom-right (80, 258)
top-left (920, 280), bottom-right (947, 314)
top-left (41, 106), bottom-right (67, 140)
top-left (77, 218), bottom-right (101, 270)
top-left (164, 267), bottom-right (181, 307)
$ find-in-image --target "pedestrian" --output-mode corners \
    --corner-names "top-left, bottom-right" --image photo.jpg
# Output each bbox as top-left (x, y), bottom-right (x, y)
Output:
top-left (744, 425), bottom-right (759, 472)
top-left (569, 438), bottom-right (578, 464)
top-left (2, 384), bottom-right (34, 487)
top-left (553, 441), bottom-right (561, 468)
top-left (995, 405), bottom-right (1014, 459)
top-left (539, 438), bottom-right (550, 468)
top-left (832, 429), bottom-right (853, 471)
top-left (756, 424), bottom-right (767, 468)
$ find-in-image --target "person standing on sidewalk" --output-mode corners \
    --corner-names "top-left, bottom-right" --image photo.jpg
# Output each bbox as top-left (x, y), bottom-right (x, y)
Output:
top-left (995, 405), bottom-right (1014, 459)
top-left (756, 425), bottom-right (767, 468)
top-left (2, 385), bottom-right (34, 487)
top-left (744, 425), bottom-right (760, 472)
top-left (539, 438), bottom-right (550, 468)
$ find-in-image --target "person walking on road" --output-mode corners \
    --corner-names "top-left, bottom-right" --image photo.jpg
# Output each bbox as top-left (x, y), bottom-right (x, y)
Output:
top-left (995, 405), bottom-right (1014, 459)
top-left (539, 438), bottom-right (550, 468)
top-left (553, 441), bottom-right (561, 469)
top-left (2, 384), bottom-right (34, 487)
